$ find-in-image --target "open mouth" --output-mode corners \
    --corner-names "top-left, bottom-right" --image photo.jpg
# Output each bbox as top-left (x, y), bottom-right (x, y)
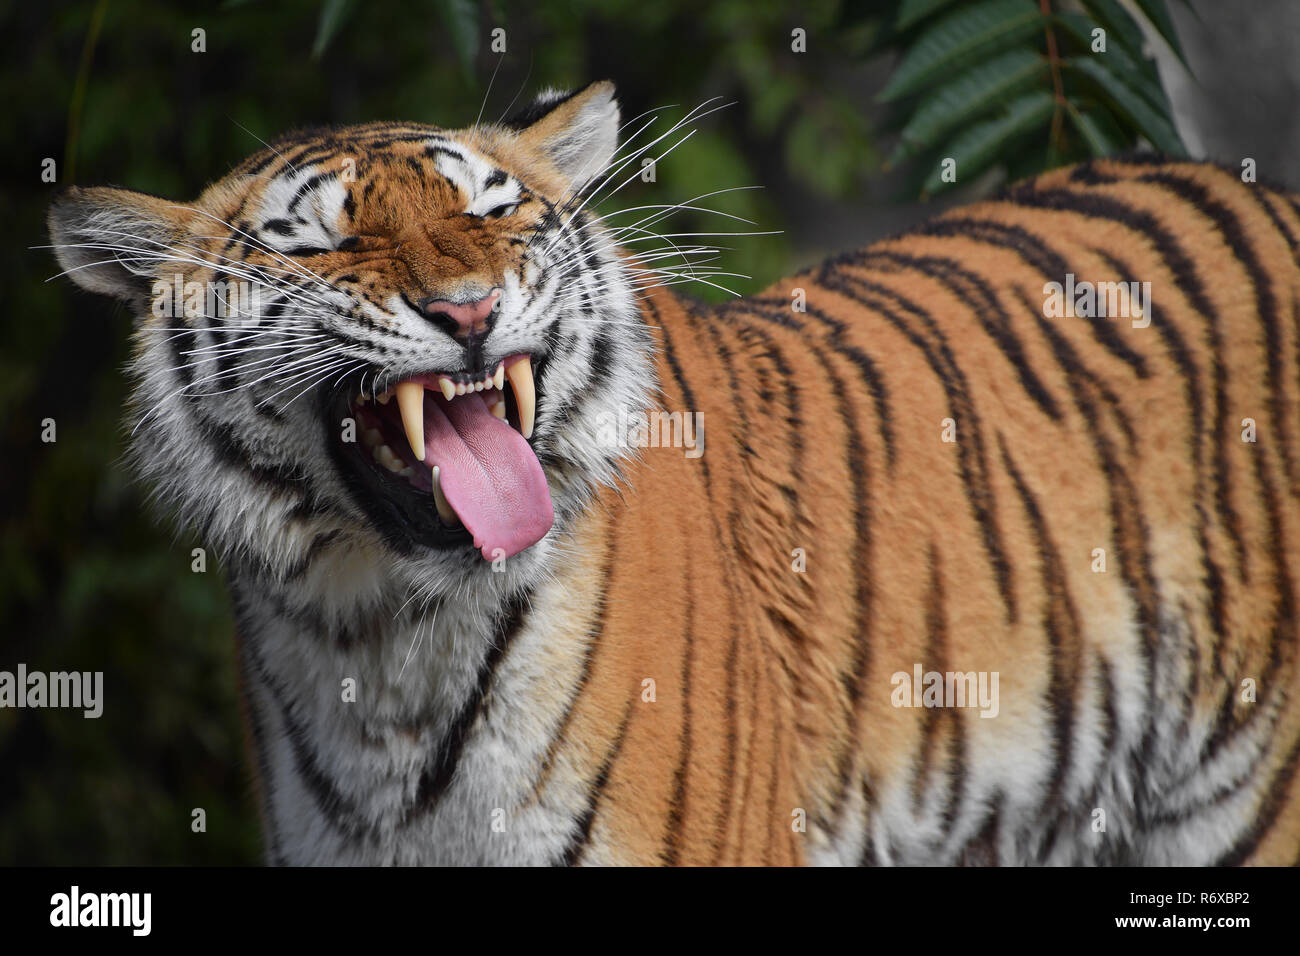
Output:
top-left (330, 355), bottom-right (554, 559)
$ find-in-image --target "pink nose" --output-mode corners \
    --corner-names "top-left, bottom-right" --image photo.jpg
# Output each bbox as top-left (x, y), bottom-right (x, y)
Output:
top-left (423, 289), bottom-right (501, 338)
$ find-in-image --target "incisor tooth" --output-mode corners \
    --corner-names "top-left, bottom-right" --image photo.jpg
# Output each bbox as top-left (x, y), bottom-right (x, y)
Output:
top-left (431, 465), bottom-right (459, 524)
top-left (395, 381), bottom-right (426, 461)
top-left (505, 356), bottom-right (535, 439)
top-left (439, 377), bottom-right (456, 401)
top-left (493, 364), bottom-right (505, 390)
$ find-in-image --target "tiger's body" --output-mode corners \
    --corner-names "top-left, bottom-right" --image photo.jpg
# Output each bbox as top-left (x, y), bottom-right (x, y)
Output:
top-left (49, 84), bottom-right (1300, 865)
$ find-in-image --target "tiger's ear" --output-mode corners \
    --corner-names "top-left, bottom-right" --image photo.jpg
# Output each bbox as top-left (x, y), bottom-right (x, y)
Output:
top-left (47, 186), bottom-right (195, 304)
top-left (507, 81), bottom-right (620, 190)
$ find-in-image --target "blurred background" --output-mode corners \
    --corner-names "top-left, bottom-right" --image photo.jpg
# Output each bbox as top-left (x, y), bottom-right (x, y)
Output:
top-left (1, 0), bottom-right (1294, 864)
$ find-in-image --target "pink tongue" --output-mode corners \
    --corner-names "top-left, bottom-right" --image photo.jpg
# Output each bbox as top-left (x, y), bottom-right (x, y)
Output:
top-left (423, 391), bottom-right (553, 560)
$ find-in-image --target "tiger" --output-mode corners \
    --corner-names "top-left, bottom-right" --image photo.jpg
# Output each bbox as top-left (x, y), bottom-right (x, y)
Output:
top-left (47, 80), bottom-right (1300, 866)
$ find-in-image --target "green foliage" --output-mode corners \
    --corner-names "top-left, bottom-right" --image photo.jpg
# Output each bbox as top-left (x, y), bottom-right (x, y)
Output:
top-left (880, 0), bottom-right (1193, 196)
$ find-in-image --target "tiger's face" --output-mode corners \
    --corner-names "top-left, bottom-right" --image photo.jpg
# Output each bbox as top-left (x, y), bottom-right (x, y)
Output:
top-left (48, 82), bottom-right (655, 601)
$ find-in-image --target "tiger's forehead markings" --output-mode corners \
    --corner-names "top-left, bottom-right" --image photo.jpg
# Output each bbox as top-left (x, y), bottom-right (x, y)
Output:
top-left (251, 163), bottom-right (350, 253)
top-left (424, 139), bottom-right (518, 197)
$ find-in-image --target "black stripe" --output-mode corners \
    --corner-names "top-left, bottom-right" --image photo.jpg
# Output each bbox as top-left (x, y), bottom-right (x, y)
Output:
top-left (410, 590), bottom-right (532, 810)
top-left (1139, 169), bottom-right (1296, 495)
top-left (425, 144), bottom-right (465, 162)
top-left (527, 526), bottom-right (617, 797)
top-left (919, 212), bottom-right (1149, 379)
top-left (287, 172), bottom-right (337, 214)
top-left (1090, 245), bottom-right (1229, 678)
top-left (958, 792), bottom-right (1002, 865)
top-left (558, 700), bottom-right (635, 866)
top-left (661, 537), bottom-right (696, 866)
top-left (239, 620), bottom-right (380, 844)
top-left (849, 249), bottom-right (1064, 422)
top-left (724, 293), bottom-right (898, 471)
top-left (1216, 732), bottom-right (1300, 865)
top-left (913, 541), bottom-right (950, 815)
top-left (820, 270), bottom-right (1018, 624)
top-left (999, 434), bottom-right (1082, 859)
top-left (229, 587), bottom-right (285, 864)
top-left (261, 218), bottom-right (297, 236)
top-left (858, 777), bottom-right (879, 866)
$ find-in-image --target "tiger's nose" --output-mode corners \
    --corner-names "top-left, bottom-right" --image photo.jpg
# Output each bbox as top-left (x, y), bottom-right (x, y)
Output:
top-left (420, 289), bottom-right (502, 340)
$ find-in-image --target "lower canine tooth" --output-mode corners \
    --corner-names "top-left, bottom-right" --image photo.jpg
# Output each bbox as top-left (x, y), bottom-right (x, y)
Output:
top-left (490, 400), bottom-right (507, 420)
top-left (431, 465), bottom-right (459, 524)
top-left (505, 355), bottom-right (536, 439)
top-left (378, 445), bottom-right (403, 473)
top-left (395, 381), bottom-right (426, 461)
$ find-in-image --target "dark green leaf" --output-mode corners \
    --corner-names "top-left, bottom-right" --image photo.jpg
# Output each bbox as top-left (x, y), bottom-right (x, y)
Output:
top-left (890, 48), bottom-right (1047, 165)
top-left (922, 90), bottom-right (1056, 194)
top-left (433, 0), bottom-right (480, 75)
top-left (1064, 55), bottom-right (1186, 156)
top-left (1132, 0), bottom-right (1190, 70)
top-left (896, 0), bottom-right (962, 31)
top-left (1065, 101), bottom-right (1127, 156)
top-left (879, 0), bottom-right (1043, 103)
top-left (311, 0), bottom-right (354, 59)
top-left (1079, 0), bottom-right (1147, 59)
top-left (1054, 13), bottom-right (1162, 106)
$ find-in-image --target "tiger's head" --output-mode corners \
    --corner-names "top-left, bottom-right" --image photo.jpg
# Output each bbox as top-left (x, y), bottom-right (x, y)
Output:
top-left (48, 82), bottom-right (655, 604)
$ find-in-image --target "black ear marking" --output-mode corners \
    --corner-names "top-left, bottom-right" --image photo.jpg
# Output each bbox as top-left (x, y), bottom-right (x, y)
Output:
top-left (501, 88), bottom-right (584, 131)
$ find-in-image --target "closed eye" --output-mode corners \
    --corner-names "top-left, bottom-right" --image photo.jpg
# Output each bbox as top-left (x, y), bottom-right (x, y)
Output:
top-left (285, 236), bottom-right (361, 257)
top-left (483, 203), bottom-right (518, 219)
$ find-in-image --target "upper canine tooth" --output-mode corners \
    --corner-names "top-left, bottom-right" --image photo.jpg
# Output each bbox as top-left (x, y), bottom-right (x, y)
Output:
top-left (395, 381), bottom-right (426, 461)
top-left (438, 377), bottom-right (456, 401)
top-left (505, 356), bottom-right (535, 439)
top-left (493, 364), bottom-right (505, 390)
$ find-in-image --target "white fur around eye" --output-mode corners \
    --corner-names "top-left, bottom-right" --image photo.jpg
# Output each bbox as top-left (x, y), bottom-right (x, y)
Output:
top-left (465, 186), bottom-right (520, 219)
